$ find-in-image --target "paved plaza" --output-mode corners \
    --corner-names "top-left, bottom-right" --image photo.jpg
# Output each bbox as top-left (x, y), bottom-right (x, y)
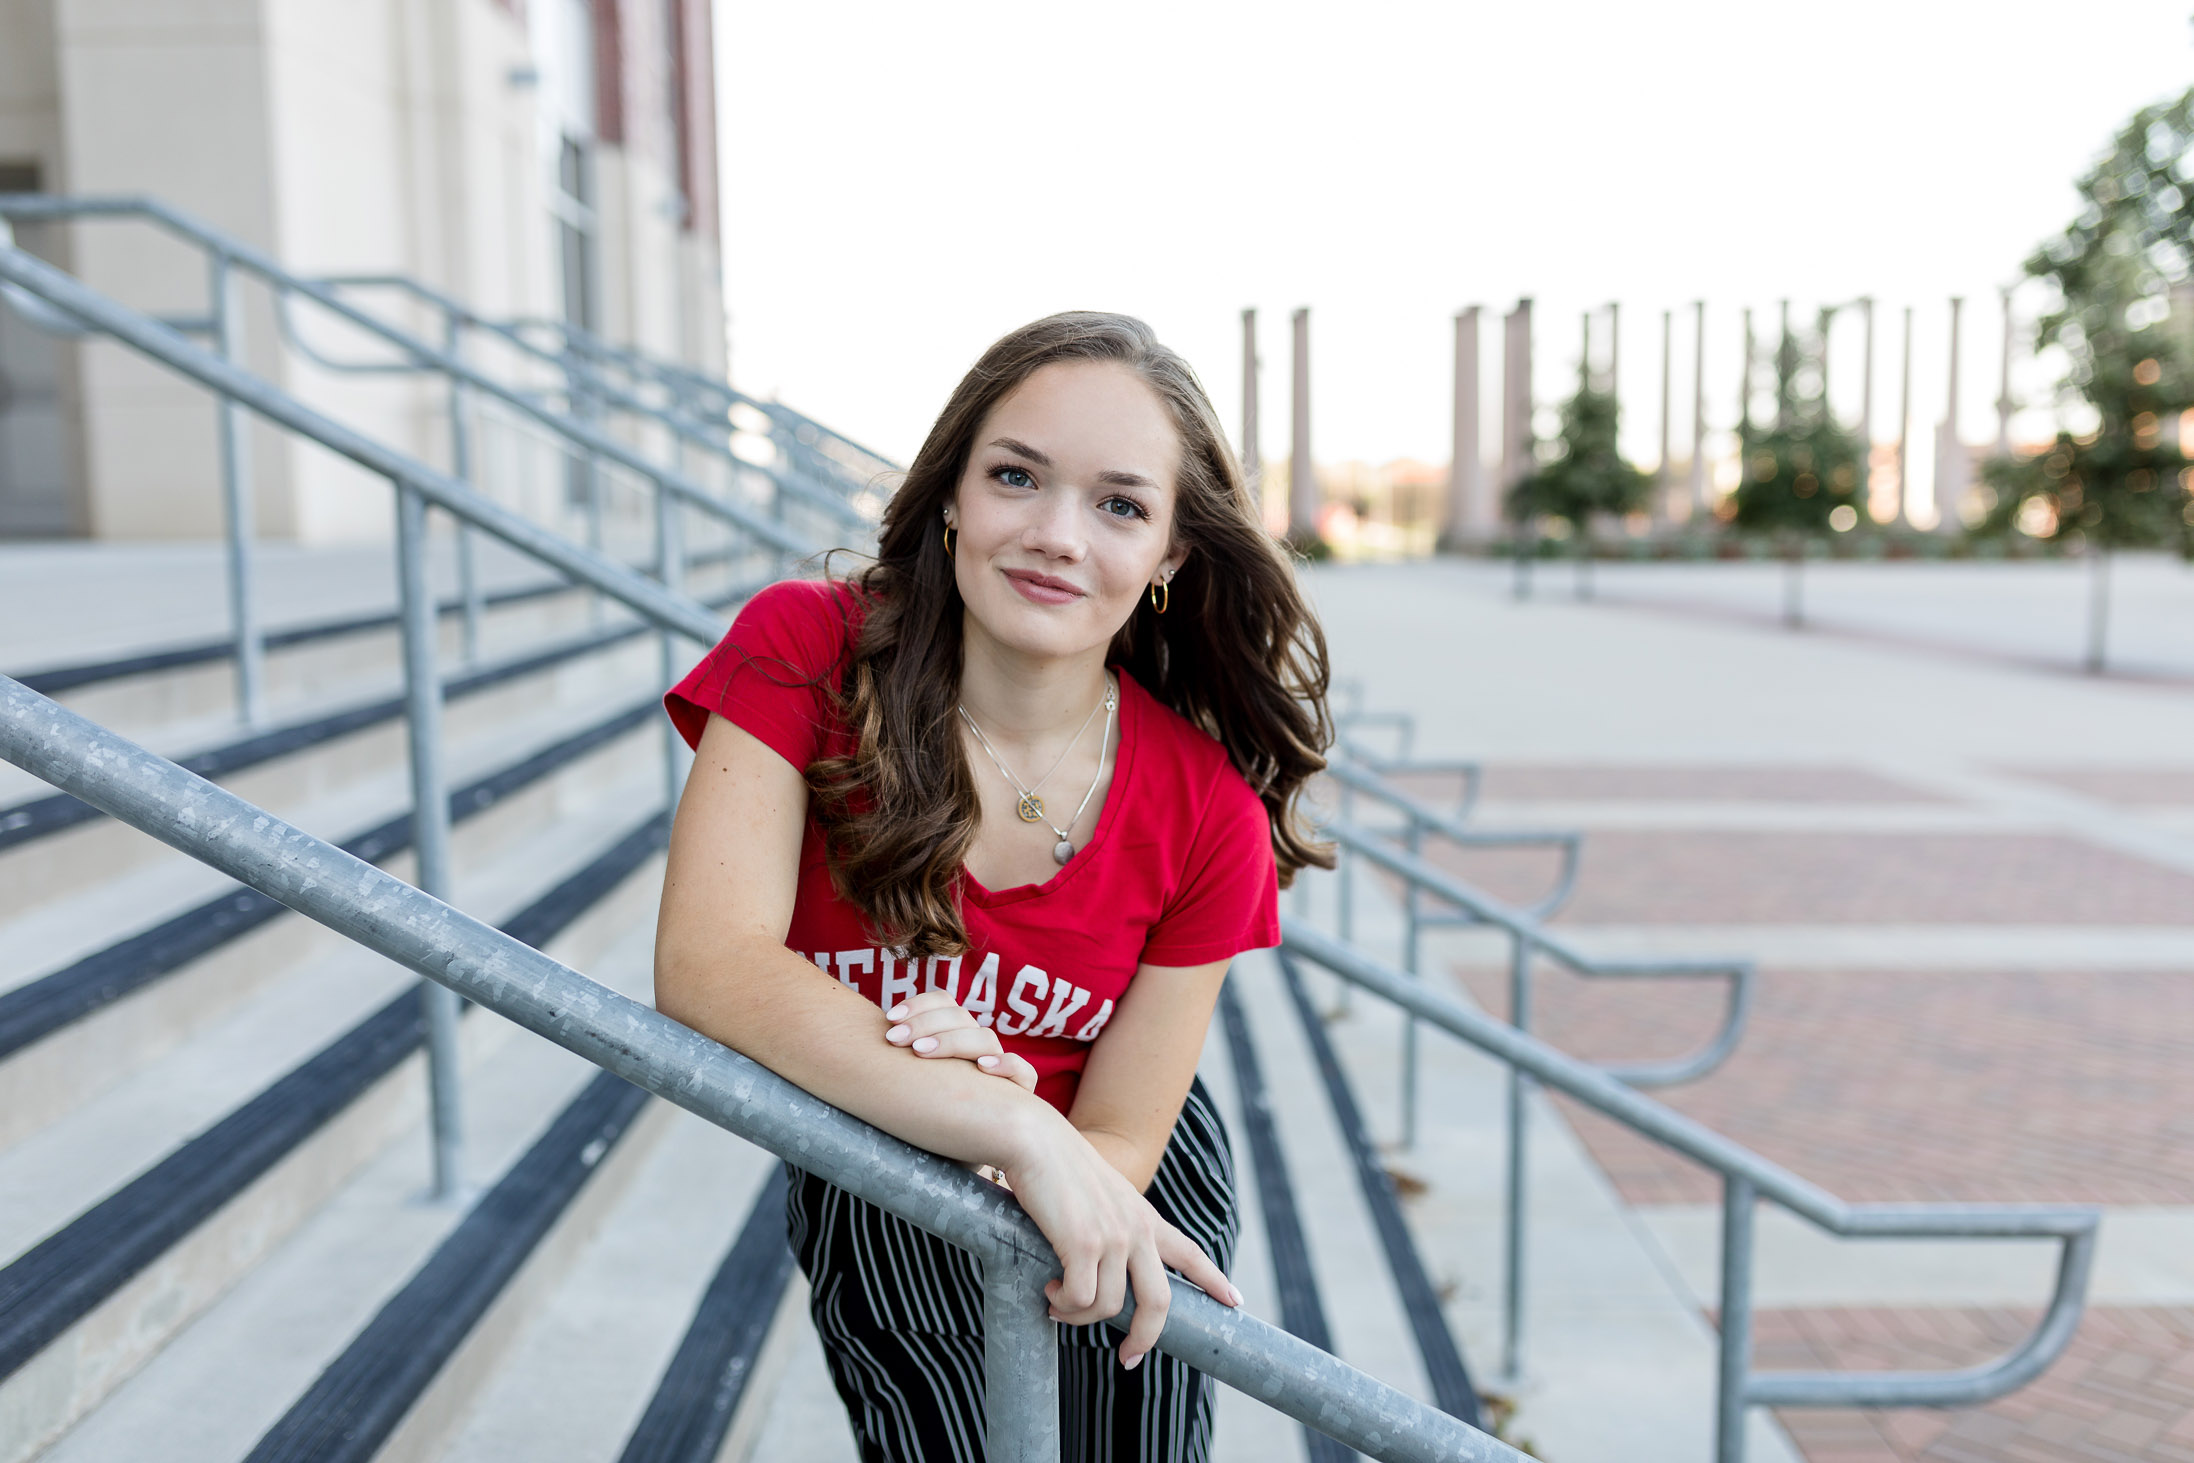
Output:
top-left (1308, 555), bottom-right (2194, 1463)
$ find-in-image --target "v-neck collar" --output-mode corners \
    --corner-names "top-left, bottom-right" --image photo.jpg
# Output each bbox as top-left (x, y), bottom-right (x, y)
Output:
top-left (961, 669), bottom-right (1141, 908)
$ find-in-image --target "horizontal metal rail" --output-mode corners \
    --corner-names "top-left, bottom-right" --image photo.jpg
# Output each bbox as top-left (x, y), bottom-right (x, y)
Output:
top-left (1323, 817), bottom-right (1751, 1088)
top-left (0, 194), bottom-right (816, 561)
top-left (291, 273), bottom-right (872, 534)
top-left (0, 678), bottom-right (1529, 1463)
top-left (1327, 758), bottom-right (1577, 920)
top-left (0, 241), bottom-right (725, 648)
top-left (1278, 919), bottom-right (2098, 1461)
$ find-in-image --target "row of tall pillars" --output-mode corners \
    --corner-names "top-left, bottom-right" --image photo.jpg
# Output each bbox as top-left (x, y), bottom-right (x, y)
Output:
top-left (1254, 291), bottom-right (2005, 544)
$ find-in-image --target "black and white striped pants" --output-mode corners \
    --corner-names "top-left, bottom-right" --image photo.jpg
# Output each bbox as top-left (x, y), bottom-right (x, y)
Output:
top-left (786, 1076), bottom-right (1241, 1463)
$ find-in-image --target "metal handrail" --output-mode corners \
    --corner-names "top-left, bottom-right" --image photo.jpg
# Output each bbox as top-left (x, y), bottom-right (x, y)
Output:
top-left (0, 195), bottom-right (819, 562)
top-left (0, 231), bottom-right (1529, 1461)
top-left (290, 272), bottom-right (872, 534)
top-left (1280, 921), bottom-right (2099, 1463)
top-left (0, 684), bottom-right (1527, 1463)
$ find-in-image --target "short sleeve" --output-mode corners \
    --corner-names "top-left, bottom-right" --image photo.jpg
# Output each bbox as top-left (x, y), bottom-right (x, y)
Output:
top-left (664, 579), bottom-right (852, 773)
top-left (1139, 765), bottom-right (1280, 967)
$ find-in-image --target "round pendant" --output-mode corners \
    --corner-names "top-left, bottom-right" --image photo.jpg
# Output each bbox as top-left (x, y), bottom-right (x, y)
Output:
top-left (1052, 838), bottom-right (1075, 866)
top-left (1015, 792), bottom-right (1046, 824)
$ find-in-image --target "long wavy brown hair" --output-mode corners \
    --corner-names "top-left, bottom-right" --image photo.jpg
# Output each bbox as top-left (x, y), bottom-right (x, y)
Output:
top-left (807, 311), bottom-right (1333, 957)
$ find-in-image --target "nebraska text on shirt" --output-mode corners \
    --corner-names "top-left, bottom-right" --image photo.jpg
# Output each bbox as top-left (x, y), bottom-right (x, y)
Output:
top-left (806, 948), bottom-right (1116, 1042)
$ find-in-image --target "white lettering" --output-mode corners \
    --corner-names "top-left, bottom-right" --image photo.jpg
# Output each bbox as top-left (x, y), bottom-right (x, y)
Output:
top-left (996, 965), bottom-right (1049, 1036)
top-left (964, 953), bottom-right (1000, 1028)
top-left (1029, 980), bottom-right (1091, 1039)
top-left (879, 948), bottom-right (916, 1012)
top-left (834, 949), bottom-right (874, 989)
top-left (925, 955), bottom-right (964, 1002)
top-left (1070, 998), bottom-right (1115, 1042)
top-left (809, 953), bottom-right (833, 974)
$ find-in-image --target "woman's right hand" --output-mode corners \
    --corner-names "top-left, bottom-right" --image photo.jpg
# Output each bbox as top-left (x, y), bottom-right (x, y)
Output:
top-left (999, 1111), bottom-right (1242, 1370)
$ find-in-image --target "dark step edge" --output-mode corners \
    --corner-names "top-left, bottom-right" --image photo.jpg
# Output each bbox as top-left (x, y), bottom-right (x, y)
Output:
top-left (242, 1067), bottom-right (654, 1463)
top-left (6, 539), bottom-right (761, 697)
top-left (1273, 950), bottom-right (1484, 1430)
top-left (616, 1164), bottom-right (796, 1463)
top-left (0, 569), bottom-right (763, 854)
top-left (0, 695), bottom-right (660, 1062)
top-left (0, 808), bottom-right (670, 1379)
top-left (1215, 979), bottom-right (1355, 1463)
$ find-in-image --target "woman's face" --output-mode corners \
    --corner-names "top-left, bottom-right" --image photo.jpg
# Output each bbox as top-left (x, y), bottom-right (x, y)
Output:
top-left (948, 360), bottom-right (1189, 665)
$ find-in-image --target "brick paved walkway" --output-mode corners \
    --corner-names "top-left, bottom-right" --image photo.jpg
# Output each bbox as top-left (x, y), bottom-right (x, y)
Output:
top-left (1449, 962), bottom-right (2194, 1205)
top-left (1749, 1306), bottom-right (2194, 1463)
top-left (1998, 770), bottom-right (2194, 808)
top-left (1394, 765), bottom-right (1954, 805)
top-left (1428, 829), bottom-right (2194, 925)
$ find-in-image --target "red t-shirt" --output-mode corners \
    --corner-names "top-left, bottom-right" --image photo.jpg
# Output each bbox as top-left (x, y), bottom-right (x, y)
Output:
top-left (665, 578), bottom-right (1280, 1113)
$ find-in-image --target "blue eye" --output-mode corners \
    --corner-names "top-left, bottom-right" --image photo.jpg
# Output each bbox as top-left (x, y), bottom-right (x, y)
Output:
top-left (992, 466), bottom-right (1035, 489)
top-left (1101, 495), bottom-right (1150, 521)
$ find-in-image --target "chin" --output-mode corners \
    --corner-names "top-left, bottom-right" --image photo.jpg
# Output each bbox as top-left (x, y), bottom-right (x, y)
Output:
top-left (973, 592), bottom-right (1116, 661)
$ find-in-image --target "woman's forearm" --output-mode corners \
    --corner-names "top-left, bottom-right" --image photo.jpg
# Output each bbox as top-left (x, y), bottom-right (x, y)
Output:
top-left (656, 939), bottom-right (1068, 1172)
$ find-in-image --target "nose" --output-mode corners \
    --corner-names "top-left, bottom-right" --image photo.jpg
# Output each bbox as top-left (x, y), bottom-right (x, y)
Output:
top-left (1021, 486), bottom-right (1086, 562)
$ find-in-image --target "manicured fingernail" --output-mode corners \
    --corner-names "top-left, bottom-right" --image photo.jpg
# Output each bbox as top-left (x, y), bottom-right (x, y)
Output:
top-left (913, 1036), bottom-right (938, 1053)
top-left (886, 1024), bottom-right (909, 1043)
top-left (1122, 1352), bottom-right (1144, 1371)
top-left (976, 1055), bottom-right (998, 1068)
top-left (887, 1005), bottom-right (906, 1020)
top-left (1228, 1284), bottom-right (1243, 1306)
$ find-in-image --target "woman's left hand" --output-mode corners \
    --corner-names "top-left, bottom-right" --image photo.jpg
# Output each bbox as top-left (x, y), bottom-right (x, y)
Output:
top-left (885, 990), bottom-right (1040, 1094)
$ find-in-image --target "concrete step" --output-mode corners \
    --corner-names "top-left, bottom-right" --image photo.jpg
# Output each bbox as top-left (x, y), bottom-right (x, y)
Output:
top-left (0, 707), bottom-right (666, 1153)
top-left (19, 902), bottom-right (665, 1463)
top-left (0, 827), bottom-right (667, 1463)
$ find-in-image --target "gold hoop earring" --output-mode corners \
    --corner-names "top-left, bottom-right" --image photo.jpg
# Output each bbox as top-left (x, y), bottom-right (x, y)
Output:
top-left (1149, 578), bottom-right (1169, 614)
top-left (942, 524), bottom-right (956, 558)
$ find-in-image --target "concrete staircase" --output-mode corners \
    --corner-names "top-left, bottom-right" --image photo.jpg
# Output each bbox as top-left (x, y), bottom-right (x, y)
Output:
top-left (0, 542), bottom-right (1535, 1463)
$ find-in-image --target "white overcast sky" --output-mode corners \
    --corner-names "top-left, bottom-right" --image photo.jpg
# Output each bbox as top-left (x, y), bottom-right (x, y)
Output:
top-left (715, 1), bottom-right (2194, 475)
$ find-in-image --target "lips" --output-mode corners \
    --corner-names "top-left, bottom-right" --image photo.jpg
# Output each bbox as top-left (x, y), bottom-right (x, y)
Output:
top-left (1002, 569), bottom-right (1085, 606)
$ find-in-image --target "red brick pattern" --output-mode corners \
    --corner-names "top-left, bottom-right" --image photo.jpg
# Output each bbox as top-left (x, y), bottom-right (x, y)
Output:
top-left (1998, 769), bottom-right (2194, 808)
top-left (1449, 964), bottom-right (2194, 1205)
top-left (1749, 1306), bottom-right (2194, 1463)
top-left (1426, 831), bottom-right (2194, 925)
top-left (1458, 765), bottom-right (1953, 804)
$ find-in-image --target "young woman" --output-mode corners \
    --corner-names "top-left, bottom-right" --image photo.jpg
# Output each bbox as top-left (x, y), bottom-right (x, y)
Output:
top-left (654, 311), bottom-right (1331, 1462)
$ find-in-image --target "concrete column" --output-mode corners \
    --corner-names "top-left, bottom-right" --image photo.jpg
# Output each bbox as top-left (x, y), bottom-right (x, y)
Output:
top-left (1608, 301), bottom-right (1620, 404)
top-left (1690, 300), bottom-right (1708, 515)
top-left (1240, 307), bottom-right (1260, 494)
top-left (1656, 307), bottom-right (1673, 521)
top-left (1938, 295), bottom-right (1966, 531)
top-left (1447, 306), bottom-right (1482, 542)
top-left (1289, 307), bottom-right (1315, 541)
top-left (1896, 305), bottom-right (1915, 528)
top-left (1858, 297), bottom-right (1876, 510)
top-left (1739, 307), bottom-right (1755, 433)
top-left (1501, 299), bottom-right (1534, 504)
top-left (1995, 287), bottom-right (2014, 459)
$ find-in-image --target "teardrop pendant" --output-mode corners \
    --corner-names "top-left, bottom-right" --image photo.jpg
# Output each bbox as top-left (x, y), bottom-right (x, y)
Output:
top-left (1052, 838), bottom-right (1075, 866)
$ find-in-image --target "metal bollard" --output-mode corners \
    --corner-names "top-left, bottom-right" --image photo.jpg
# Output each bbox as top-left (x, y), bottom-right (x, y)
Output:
top-left (1715, 1174), bottom-right (1758, 1463)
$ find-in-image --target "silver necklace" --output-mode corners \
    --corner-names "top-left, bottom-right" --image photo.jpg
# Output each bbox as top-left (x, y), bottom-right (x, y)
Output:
top-left (959, 674), bottom-right (1118, 865)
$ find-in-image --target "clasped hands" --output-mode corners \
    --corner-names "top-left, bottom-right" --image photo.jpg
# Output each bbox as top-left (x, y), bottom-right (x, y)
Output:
top-left (882, 989), bottom-right (1242, 1368)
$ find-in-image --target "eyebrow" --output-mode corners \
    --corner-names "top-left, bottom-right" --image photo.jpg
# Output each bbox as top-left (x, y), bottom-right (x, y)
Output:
top-left (986, 436), bottom-right (1157, 490)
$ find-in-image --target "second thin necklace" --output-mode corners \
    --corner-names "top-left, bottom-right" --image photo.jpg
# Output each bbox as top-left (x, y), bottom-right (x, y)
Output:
top-left (959, 674), bottom-right (1118, 866)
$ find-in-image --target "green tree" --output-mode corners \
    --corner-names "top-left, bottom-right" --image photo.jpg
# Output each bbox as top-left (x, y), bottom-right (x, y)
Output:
top-left (1727, 323), bottom-right (1865, 627)
top-left (1973, 87), bottom-right (2194, 670)
top-left (1506, 368), bottom-right (1651, 599)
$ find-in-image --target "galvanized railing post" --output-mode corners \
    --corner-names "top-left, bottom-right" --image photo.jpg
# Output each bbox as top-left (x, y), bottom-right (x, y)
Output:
top-left (654, 388), bottom-right (690, 811)
top-left (1334, 779), bottom-right (1356, 1015)
top-left (1400, 815), bottom-right (1424, 1148)
top-left (1715, 1173), bottom-right (1758, 1463)
top-left (394, 475), bottom-right (465, 1200)
top-left (444, 310), bottom-right (483, 663)
top-left (1501, 930), bottom-right (1533, 1382)
top-left (208, 250), bottom-right (264, 726)
top-left (983, 1254), bottom-right (1061, 1461)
